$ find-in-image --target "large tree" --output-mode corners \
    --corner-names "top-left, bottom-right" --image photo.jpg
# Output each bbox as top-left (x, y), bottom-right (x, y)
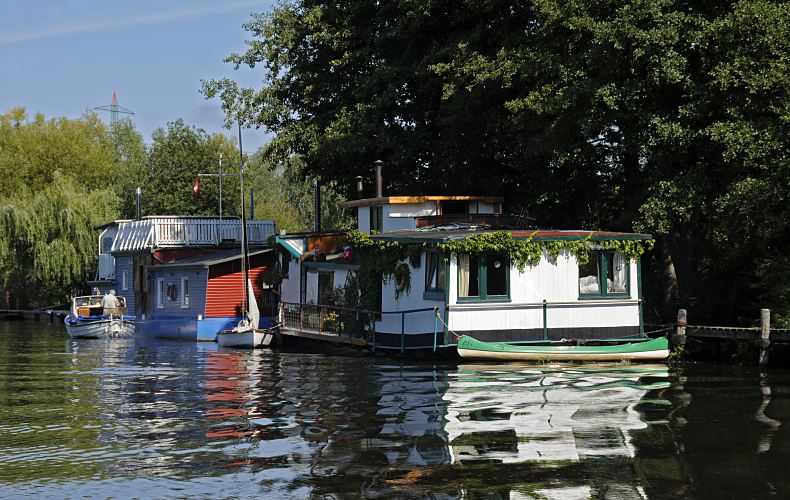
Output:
top-left (141, 119), bottom-right (243, 218)
top-left (204, 0), bottom-right (789, 324)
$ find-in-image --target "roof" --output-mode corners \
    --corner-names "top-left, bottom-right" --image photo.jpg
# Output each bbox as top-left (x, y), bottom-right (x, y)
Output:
top-left (340, 195), bottom-right (504, 209)
top-left (372, 228), bottom-right (652, 244)
top-left (147, 248), bottom-right (273, 270)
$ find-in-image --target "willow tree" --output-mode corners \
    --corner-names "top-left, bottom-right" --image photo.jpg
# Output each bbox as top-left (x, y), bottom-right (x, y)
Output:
top-left (0, 173), bottom-right (119, 308)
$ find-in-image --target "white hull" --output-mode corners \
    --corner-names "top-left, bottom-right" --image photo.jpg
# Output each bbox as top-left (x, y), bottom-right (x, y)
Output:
top-left (217, 329), bottom-right (273, 349)
top-left (65, 316), bottom-right (135, 339)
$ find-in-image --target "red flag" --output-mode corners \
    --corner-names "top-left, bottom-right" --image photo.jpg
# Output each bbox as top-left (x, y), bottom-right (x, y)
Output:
top-left (193, 178), bottom-right (200, 199)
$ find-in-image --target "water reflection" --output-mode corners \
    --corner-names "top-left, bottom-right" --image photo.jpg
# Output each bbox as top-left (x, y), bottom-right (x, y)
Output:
top-left (4, 323), bottom-right (790, 498)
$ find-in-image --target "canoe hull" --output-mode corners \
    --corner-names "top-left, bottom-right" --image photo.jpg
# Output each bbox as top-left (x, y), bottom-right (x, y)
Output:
top-left (457, 336), bottom-right (669, 362)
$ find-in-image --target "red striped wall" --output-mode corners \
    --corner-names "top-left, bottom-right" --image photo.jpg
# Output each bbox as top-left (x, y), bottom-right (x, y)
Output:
top-left (205, 253), bottom-right (276, 318)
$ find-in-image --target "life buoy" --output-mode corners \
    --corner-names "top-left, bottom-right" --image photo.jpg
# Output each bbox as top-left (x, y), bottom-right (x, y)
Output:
top-left (167, 283), bottom-right (177, 301)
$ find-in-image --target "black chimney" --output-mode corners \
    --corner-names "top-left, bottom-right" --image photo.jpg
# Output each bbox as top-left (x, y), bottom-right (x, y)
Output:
top-left (374, 160), bottom-right (383, 198)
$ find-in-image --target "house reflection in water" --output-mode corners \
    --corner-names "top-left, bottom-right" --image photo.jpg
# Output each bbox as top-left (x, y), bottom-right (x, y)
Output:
top-left (441, 364), bottom-right (671, 497)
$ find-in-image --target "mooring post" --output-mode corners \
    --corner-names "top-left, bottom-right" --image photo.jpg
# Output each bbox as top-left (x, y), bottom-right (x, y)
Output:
top-left (758, 308), bottom-right (771, 368)
top-left (671, 309), bottom-right (687, 347)
top-left (433, 306), bottom-right (439, 352)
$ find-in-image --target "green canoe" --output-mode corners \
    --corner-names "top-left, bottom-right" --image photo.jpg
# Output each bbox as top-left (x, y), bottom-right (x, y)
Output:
top-left (457, 335), bottom-right (670, 362)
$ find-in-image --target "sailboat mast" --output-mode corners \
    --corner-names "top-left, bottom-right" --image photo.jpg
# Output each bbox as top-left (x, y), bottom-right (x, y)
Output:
top-left (238, 121), bottom-right (249, 318)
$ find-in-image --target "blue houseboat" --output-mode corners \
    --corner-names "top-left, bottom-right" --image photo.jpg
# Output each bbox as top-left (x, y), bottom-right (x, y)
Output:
top-left (93, 216), bottom-right (278, 341)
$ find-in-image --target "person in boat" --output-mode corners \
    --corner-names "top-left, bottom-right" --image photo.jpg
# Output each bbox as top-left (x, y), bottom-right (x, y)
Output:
top-left (101, 289), bottom-right (121, 311)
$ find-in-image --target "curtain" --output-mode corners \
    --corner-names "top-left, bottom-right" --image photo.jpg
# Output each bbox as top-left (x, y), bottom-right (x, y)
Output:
top-left (458, 254), bottom-right (470, 297)
top-left (611, 253), bottom-right (627, 292)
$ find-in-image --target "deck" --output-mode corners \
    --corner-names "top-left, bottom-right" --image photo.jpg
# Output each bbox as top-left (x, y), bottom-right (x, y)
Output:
top-left (112, 217), bottom-right (277, 251)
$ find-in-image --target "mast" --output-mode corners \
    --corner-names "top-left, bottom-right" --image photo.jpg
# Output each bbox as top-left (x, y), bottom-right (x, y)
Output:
top-left (238, 121), bottom-right (250, 319)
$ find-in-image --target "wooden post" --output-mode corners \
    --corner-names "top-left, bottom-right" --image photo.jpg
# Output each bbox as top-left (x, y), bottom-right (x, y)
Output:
top-left (671, 309), bottom-right (687, 346)
top-left (759, 308), bottom-right (771, 367)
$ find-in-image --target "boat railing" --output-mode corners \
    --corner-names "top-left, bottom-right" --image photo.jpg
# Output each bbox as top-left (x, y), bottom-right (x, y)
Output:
top-left (279, 301), bottom-right (438, 352)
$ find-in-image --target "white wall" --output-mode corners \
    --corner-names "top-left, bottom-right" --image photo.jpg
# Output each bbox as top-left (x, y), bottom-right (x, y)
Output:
top-left (357, 207), bottom-right (370, 233)
top-left (280, 258), bottom-right (301, 304)
top-left (376, 252), bottom-right (445, 335)
top-left (446, 252), bottom-right (640, 332)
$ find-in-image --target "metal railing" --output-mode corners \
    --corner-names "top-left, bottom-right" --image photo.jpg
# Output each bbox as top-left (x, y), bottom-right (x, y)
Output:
top-left (113, 218), bottom-right (277, 251)
top-left (279, 301), bottom-right (439, 353)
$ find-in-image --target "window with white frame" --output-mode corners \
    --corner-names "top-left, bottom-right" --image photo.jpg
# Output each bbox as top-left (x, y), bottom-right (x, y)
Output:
top-left (157, 278), bottom-right (165, 308)
top-left (122, 271), bottom-right (128, 291)
top-left (181, 277), bottom-right (190, 308)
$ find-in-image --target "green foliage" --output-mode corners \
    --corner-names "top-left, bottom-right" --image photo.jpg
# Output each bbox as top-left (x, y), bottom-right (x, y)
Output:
top-left (207, 0), bottom-right (789, 325)
top-left (248, 152), bottom-right (354, 232)
top-left (0, 174), bottom-right (119, 307)
top-left (142, 119), bottom-right (242, 217)
top-left (437, 232), bottom-right (652, 271)
top-left (347, 230), bottom-right (422, 303)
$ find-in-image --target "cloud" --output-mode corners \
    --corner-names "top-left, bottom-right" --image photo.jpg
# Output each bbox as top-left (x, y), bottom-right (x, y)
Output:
top-left (0, 0), bottom-right (267, 45)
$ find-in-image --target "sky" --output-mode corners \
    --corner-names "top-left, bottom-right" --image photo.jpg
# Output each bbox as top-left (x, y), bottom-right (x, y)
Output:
top-left (0, 0), bottom-right (274, 152)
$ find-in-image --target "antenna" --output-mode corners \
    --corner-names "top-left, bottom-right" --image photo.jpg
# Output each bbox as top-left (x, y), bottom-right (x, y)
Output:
top-left (94, 91), bottom-right (134, 126)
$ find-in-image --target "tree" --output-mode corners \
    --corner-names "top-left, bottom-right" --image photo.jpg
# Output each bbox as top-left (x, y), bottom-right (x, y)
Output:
top-left (248, 151), bottom-right (354, 232)
top-left (0, 174), bottom-right (119, 308)
top-left (204, 0), bottom-right (789, 324)
top-left (141, 119), bottom-right (242, 218)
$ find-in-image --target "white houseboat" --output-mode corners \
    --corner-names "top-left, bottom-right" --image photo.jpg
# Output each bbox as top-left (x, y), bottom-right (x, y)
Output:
top-left (274, 191), bottom-right (655, 356)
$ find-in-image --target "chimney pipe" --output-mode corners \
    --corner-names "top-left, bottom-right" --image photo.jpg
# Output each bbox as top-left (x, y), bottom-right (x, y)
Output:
top-left (355, 176), bottom-right (364, 199)
top-left (135, 186), bottom-right (141, 221)
top-left (374, 160), bottom-right (383, 198)
top-left (313, 178), bottom-right (321, 232)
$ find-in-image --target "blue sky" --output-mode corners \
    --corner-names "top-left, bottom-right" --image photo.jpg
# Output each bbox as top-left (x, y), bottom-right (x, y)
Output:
top-left (0, 0), bottom-right (274, 152)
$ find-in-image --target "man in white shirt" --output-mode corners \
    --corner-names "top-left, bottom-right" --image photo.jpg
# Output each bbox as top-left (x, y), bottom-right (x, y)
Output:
top-left (101, 289), bottom-right (121, 310)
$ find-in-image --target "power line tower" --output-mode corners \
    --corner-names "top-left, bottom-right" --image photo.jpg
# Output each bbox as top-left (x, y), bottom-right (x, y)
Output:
top-left (94, 91), bottom-right (134, 126)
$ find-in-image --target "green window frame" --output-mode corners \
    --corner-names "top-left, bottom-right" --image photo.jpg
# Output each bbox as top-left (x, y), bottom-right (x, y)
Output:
top-left (578, 250), bottom-right (630, 299)
top-left (457, 253), bottom-right (510, 302)
top-left (369, 206), bottom-right (383, 233)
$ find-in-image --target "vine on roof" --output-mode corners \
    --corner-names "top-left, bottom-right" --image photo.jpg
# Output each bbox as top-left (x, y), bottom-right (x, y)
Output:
top-left (346, 230), bottom-right (422, 301)
top-left (346, 230), bottom-right (654, 299)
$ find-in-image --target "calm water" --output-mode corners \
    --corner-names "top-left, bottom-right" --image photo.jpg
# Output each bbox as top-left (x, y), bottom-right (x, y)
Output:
top-left (0, 323), bottom-right (788, 498)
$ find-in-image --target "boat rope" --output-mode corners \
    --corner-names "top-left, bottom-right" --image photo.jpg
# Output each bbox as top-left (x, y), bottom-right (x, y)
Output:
top-left (644, 326), bottom-right (673, 336)
top-left (434, 310), bottom-right (463, 339)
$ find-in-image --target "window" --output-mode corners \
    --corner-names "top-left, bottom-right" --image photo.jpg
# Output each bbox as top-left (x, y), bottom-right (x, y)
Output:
top-left (369, 206), bottom-right (383, 233)
top-left (181, 277), bottom-right (190, 308)
top-left (102, 236), bottom-right (113, 254)
top-left (281, 252), bottom-right (290, 279)
top-left (122, 271), bottom-right (128, 291)
top-left (157, 278), bottom-right (165, 308)
top-left (457, 253), bottom-right (509, 301)
top-left (425, 251), bottom-right (446, 291)
top-left (579, 251), bottom-right (629, 298)
top-left (318, 271), bottom-right (334, 305)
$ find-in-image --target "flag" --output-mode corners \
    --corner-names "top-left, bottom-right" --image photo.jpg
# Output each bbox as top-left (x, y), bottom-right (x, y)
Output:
top-left (193, 178), bottom-right (200, 199)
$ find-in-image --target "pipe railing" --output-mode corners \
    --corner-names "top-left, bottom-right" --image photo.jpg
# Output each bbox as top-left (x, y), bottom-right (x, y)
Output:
top-left (279, 301), bottom-right (437, 353)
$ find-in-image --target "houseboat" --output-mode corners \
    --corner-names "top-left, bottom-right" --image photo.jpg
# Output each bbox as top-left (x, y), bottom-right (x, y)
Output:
top-left (274, 188), bottom-right (662, 359)
top-left (93, 216), bottom-right (278, 341)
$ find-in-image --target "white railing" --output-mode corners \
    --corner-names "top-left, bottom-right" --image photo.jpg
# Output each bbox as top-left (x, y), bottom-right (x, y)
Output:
top-left (113, 218), bottom-right (277, 251)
